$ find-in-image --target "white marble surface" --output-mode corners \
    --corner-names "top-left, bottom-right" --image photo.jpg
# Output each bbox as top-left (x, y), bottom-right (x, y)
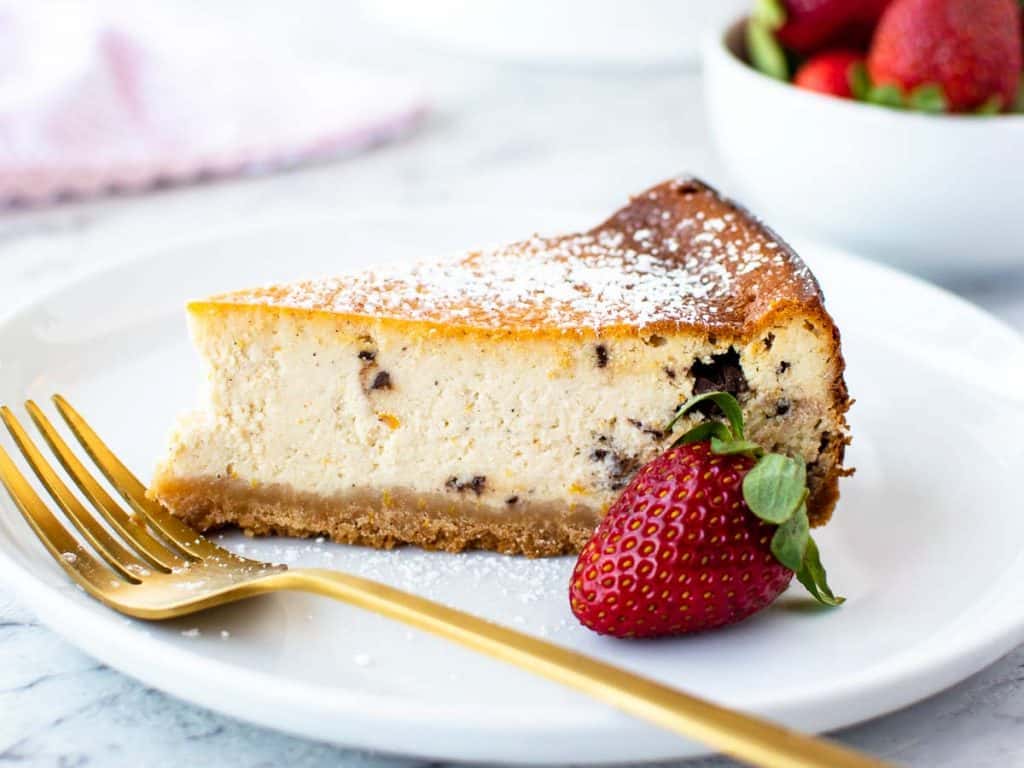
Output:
top-left (3, 4), bottom-right (1024, 766)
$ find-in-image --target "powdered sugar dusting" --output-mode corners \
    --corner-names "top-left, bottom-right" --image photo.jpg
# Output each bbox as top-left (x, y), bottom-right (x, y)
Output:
top-left (209, 178), bottom-right (819, 333)
top-left (213, 532), bottom-right (578, 642)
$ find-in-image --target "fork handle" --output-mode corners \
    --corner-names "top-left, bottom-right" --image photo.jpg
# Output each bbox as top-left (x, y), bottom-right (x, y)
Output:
top-left (272, 568), bottom-right (888, 768)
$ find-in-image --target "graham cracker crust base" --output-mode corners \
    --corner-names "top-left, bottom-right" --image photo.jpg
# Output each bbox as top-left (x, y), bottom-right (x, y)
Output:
top-left (151, 478), bottom-right (602, 558)
top-left (153, 456), bottom-right (845, 558)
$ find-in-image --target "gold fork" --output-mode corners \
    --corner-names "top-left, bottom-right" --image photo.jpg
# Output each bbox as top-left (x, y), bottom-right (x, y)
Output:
top-left (0, 396), bottom-right (892, 768)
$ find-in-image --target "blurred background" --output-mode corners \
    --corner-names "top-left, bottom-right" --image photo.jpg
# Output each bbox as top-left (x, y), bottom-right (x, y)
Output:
top-left (2, 0), bottom-right (1021, 311)
top-left (0, 1), bottom-right (742, 210)
top-left (1, 0), bottom-right (1020, 309)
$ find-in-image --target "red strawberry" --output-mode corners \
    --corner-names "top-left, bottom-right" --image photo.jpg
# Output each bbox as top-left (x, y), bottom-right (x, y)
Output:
top-left (858, 0), bottom-right (897, 22)
top-left (794, 50), bottom-right (865, 98)
top-left (570, 443), bottom-right (791, 637)
top-left (569, 392), bottom-right (842, 638)
top-left (867, 0), bottom-right (1023, 113)
top-left (772, 0), bottom-right (893, 54)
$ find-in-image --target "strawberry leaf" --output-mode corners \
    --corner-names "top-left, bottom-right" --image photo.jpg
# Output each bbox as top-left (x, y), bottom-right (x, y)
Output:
top-left (672, 420), bottom-right (732, 448)
top-left (867, 84), bottom-right (905, 109)
top-left (771, 502), bottom-right (809, 571)
top-left (1013, 83), bottom-right (1024, 114)
top-left (975, 95), bottom-right (1004, 115)
top-left (742, 453), bottom-right (806, 524)
top-left (710, 437), bottom-right (763, 456)
top-left (796, 536), bottom-right (845, 606)
top-left (907, 84), bottom-right (948, 114)
top-left (848, 62), bottom-right (871, 101)
top-left (667, 391), bottom-right (746, 440)
top-left (745, 19), bottom-right (789, 82)
top-left (752, 0), bottom-right (787, 29)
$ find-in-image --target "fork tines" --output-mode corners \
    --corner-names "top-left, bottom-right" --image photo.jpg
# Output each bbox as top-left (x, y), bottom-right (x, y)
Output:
top-left (0, 397), bottom-right (214, 596)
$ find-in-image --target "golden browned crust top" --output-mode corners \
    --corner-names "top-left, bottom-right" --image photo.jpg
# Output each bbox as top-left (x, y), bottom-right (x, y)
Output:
top-left (192, 177), bottom-right (829, 338)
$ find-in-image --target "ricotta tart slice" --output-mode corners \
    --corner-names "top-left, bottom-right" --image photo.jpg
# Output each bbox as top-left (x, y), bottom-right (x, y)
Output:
top-left (151, 177), bottom-right (851, 557)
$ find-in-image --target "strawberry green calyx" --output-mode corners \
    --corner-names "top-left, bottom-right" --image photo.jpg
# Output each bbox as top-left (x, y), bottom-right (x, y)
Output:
top-left (907, 83), bottom-right (949, 113)
top-left (849, 62), bottom-right (951, 114)
top-left (746, 0), bottom-right (790, 82)
top-left (666, 390), bottom-right (744, 441)
top-left (975, 95), bottom-right (1004, 115)
top-left (848, 61), bottom-right (872, 100)
top-left (667, 390), bottom-right (844, 607)
top-left (753, 0), bottom-right (787, 28)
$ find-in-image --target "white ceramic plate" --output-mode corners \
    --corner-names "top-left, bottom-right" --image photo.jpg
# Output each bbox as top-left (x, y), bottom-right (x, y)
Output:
top-left (1, 207), bottom-right (1023, 764)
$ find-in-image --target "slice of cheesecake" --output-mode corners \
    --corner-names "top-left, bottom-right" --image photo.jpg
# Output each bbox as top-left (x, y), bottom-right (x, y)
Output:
top-left (151, 177), bottom-right (851, 557)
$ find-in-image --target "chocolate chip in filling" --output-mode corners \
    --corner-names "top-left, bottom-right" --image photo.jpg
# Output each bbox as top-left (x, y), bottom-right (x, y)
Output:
top-left (446, 475), bottom-right (487, 495)
top-left (688, 347), bottom-right (749, 418)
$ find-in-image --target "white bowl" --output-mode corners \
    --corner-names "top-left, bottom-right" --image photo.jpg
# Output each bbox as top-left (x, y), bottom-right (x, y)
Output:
top-left (702, 19), bottom-right (1024, 275)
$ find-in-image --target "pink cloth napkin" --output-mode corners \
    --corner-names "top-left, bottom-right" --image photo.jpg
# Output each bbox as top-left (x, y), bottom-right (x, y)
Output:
top-left (0, 8), bottom-right (427, 205)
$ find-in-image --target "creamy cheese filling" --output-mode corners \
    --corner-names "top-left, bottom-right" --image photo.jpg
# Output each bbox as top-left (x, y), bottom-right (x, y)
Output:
top-left (154, 309), bottom-right (843, 514)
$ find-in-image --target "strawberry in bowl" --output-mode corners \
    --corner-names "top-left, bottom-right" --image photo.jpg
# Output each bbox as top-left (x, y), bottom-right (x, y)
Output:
top-left (793, 50), bottom-right (865, 98)
top-left (702, 0), bottom-right (1024, 273)
top-left (867, 0), bottom-right (1022, 113)
top-left (772, 0), bottom-right (892, 54)
top-left (747, 0), bottom-right (1023, 114)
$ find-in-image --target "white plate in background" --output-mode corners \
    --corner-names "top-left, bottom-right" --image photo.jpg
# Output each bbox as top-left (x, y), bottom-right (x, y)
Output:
top-left (362, 0), bottom-right (747, 66)
top-left (0, 207), bottom-right (1023, 763)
